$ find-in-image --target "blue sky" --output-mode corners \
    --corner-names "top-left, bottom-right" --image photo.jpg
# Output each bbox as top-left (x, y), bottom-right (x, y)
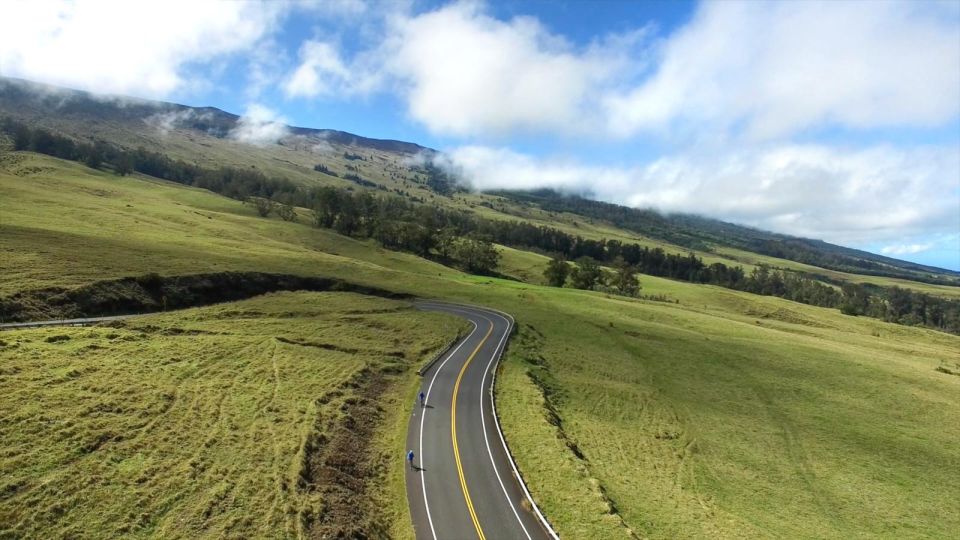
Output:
top-left (2, 0), bottom-right (959, 270)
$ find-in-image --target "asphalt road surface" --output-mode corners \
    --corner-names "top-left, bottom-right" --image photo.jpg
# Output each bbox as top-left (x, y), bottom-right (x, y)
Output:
top-left (406, 302), bottom-right (555, 540)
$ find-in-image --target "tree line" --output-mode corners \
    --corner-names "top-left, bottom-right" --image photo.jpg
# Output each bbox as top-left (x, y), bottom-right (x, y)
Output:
top-left (492, 188), bottom-right (958, 287)
top-left (3, 116), bottom-right (958, 333)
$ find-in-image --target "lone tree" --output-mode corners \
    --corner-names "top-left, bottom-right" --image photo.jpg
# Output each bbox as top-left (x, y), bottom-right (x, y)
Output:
top-left (570, 256), bottom-right (604, 290)
top-left (612, 257), bottom-right (640, 297)
top-left (115, 154), bottom-right (134, 176)
top-left (253, 197), bottom-right (275, 217)
top-left (451, 235), bottom-right (500, 275)
top-left (277, 202), bottom-right (297, 222)
top-left (543, 256), bottom-right (570, 287)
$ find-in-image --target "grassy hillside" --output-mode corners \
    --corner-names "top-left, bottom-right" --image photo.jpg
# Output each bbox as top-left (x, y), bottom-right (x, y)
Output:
top-left (495, 280), bottom-right (960, 539)
top-left (3, 76), bottom-right (956, 302)
top-left (2, 152), bottom-right (958, 538)
top-left (0, 292), bottom-right (466, 539)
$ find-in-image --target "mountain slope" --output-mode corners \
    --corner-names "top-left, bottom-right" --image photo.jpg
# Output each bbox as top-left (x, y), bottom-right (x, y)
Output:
top-left (1, 75), bottom-right (956, 292)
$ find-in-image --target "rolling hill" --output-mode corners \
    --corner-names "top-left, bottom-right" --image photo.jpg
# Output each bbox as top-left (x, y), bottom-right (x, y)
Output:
top-left (2, 75), bottom-right (956, 290)
top-left (2, 77), bottom-right (959, 539)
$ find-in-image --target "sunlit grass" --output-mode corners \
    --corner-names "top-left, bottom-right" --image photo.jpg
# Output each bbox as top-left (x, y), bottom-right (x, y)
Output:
top-left (2, 152), bottom-right (958, 538)
top-left (0, 291), bottom-right (464, 538)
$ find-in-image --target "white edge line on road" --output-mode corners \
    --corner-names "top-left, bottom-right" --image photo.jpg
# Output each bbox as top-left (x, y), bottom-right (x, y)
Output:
top-left (420, 301), bottom-right (561, 540)
top-left (418, 318), bottom-right (479, 540)
top-left (476, 311), bottom-right (533, 540)
top-left (429, 306), bottom-right (532, 539)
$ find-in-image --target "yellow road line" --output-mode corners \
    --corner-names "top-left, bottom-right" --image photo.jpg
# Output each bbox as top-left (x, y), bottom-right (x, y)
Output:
top-left (452, 319), bottom-right (494, 540)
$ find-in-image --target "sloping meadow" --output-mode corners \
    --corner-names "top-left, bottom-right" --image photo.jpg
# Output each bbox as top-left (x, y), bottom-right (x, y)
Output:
top-left (0, 292), bottom-right (465, 538)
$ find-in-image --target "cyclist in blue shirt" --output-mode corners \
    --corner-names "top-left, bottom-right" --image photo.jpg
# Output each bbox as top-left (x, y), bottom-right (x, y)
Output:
top-left (407, 449), bottom-right (415, 470)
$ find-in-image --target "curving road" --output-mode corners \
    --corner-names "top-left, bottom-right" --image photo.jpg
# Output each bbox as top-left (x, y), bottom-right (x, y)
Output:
top-left (406, 302), bottom-right (556, 540)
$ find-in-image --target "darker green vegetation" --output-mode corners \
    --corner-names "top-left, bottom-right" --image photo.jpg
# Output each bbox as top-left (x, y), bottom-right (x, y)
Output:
top-left (570, 257), bottom-right (605, 291)
top-left (313, 163), bottom-right (338, 177)
top-left (492, 189), bottom-right (960, 286)
top-left (0, 271), bottom-right (410, 323)
top-left (410, 158), bottom-right (463, 197)
top-left (543, 257), bottom-right (571, 287)
top-left (3, 117), bottom-right (958, 333)
top-left (343, 172), bottom-right (385, 190)
top-left (839, 282), bottom-right (960, 330)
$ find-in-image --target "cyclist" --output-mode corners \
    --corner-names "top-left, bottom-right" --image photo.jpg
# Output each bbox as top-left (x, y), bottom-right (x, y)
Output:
top-left (407, 449), bottom-right (415, 470)
top-left (418, 391), bottom-right (426, 408)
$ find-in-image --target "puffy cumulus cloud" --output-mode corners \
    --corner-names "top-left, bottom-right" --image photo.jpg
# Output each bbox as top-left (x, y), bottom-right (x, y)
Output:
top-left (604, 0), bottom-right (960, 139)
top-left (229, 104), bottom-right (289, 146)
top-left (283, 1), bottom-right (957, 142)
top-left (375, 2), bottom-right (642, 137)
top-left (444, 143), bottom-right (960, 246)
top-left (283, 40), bottom-right (382, 98)
top-left (284, 2), bottom-right (647, 137)
top-left (0, 0), bottom-right (286, 97)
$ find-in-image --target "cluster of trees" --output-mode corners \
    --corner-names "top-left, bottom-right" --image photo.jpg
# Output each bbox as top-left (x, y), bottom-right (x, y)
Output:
top-left (544, 256), bottom-right (640, 297)
top-left (493, 189), bottom-right (957, 286)
top-left (313, 163), bottom-right (337, 176)
top-left (4, 116), bottom-right (958, 333)
top-left (840, 283), bottom-right (960, 332)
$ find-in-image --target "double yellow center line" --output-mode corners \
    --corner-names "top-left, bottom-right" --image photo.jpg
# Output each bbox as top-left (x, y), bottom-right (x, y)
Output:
top-left (450, 319), bottom-right (494, 540)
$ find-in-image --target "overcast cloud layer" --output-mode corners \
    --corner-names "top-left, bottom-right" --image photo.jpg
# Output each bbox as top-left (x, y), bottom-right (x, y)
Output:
top-left (1, 0), bottom-right (958, 267)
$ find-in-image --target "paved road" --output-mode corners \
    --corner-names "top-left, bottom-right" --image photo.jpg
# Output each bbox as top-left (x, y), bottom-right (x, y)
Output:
top-left (406, 302), bottom-right (555, 540)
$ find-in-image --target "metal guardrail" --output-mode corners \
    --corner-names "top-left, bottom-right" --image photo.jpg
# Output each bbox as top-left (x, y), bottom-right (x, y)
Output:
top-left (0, 314), bottom-right (140, 331)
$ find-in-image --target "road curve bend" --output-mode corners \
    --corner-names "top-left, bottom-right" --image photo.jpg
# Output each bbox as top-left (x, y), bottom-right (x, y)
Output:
top-left (405, 302), bottom-right (556, 540)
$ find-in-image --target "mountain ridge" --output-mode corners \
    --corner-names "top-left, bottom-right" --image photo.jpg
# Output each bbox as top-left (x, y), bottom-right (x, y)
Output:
top-left (0, 76), bottom-right (430, 155)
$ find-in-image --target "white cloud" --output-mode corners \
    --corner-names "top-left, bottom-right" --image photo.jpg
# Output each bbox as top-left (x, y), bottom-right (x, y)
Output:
top-left (376, 2), bottom-right (640, 137)
top-left (229, 104), bottom-right (289, 146)
top-left (444, 145), bottom-right (634, 194)
top-left (281, 1), bottom-right (627, 136)
top-left (0, 0), bottom-right (286, 97)
top-left (144, 108), bottom-right (212, 135)
top-left (288, 0), bottom-right (958, 142)
top-left (284, 41), bottom-right (354, 98)
top-left (881, 243), bottom-right (934, 256)
top-left (444, 143), bottom-right (960, 246)
top-left (604, 0), bottom-right (960, 139)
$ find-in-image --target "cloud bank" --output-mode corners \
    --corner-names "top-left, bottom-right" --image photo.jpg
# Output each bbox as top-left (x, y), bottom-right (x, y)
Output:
top-left (444, 143), bottom-right (960, 247)
top-left (603, 0), bottom-right (960, 140)
top-left (0, 0), bottom-right (285, 97)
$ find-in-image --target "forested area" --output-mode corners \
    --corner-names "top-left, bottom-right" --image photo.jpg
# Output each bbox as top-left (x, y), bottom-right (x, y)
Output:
top-left (493, 189), bottom-right (958, 286)
top-left (3, 117), bottom-right (958, 334)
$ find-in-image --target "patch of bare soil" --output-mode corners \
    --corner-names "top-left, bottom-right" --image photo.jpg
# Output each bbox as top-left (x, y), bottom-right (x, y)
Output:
top-left (299, 366), bottom-right (393, 539)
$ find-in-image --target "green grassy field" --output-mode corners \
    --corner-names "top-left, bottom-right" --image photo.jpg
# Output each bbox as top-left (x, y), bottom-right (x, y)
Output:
top-left (2, 152), bottom-right (959, 538)
top-left (493, 281), bottom-right (960, 539)
top-left (0, 291), bottom-right (465, 539)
